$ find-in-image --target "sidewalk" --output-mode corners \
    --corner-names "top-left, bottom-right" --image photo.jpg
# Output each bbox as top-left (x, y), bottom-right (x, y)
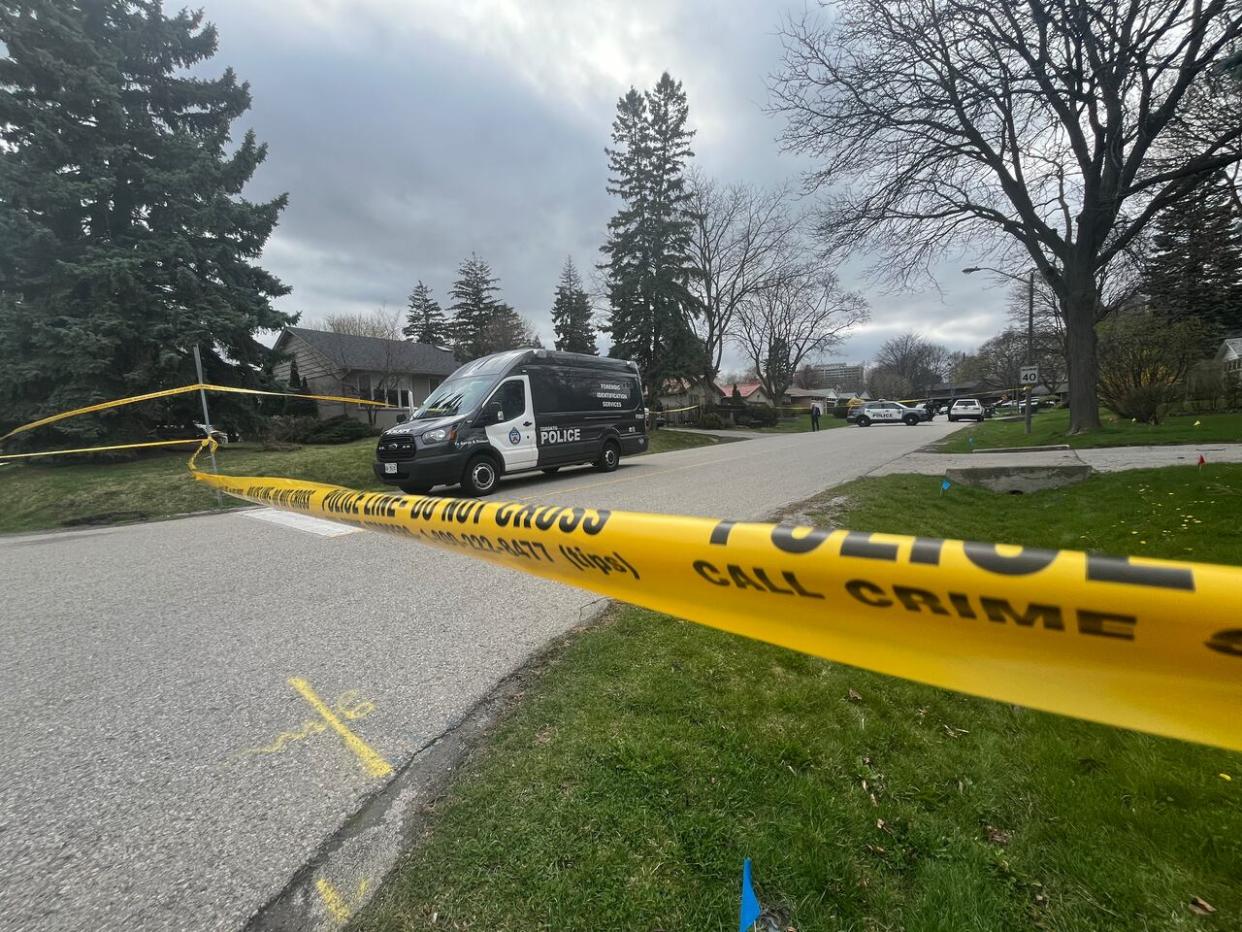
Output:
top-left (869, 443), bottom-right (1242, 477)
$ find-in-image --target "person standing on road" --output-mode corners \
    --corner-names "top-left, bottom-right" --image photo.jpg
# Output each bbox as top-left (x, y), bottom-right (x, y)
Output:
top-left (810, 403), bottom-right (822, 432)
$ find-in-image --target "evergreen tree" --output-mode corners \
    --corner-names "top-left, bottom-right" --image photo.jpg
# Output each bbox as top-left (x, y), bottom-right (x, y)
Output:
top-left (550, 257), bottom-right (597, 354)
top-left (1143, 173), bottom-right (1242, 344)
top-left (0, 1), bottom-right (291, 437)
top-left (449, 255), bottom-right (506, 360)
top-left (601, 73), bottom-right (700, 397)
top-left (403, 280), bottom-right (447, 344)
top-left (481, 304), bottom-right (542, 353)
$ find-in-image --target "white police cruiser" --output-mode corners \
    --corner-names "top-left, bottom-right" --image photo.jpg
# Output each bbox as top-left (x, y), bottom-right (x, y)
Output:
top-left (373, 349), bottom-right (647, 496)
top-left (851, 400), bottom-right (925, 427)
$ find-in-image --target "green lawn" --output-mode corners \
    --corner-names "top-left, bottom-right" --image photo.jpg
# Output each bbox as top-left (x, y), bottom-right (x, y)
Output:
top-left (354, 465), bottom-right (1242, 932)
top-left (936, 407), bottom-right (1242, 453)
top-left (0, 428), bottom-right (724, 535)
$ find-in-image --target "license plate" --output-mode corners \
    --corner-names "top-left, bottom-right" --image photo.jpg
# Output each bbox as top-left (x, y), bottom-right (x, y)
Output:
top-left (384, 462), bottom-right (397, 475)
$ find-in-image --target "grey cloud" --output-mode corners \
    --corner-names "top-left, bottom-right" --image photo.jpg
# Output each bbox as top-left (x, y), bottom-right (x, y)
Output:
top-left (193, 0), bottom-right (1011, 357)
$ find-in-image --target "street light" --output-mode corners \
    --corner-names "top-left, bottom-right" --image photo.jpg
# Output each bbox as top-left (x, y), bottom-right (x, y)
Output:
top-left (963, 265), bottom-right (1036, 436)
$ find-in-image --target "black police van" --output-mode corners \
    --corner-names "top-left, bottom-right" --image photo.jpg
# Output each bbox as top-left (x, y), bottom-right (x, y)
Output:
top-left (373, 349), bottom-right (648, 496)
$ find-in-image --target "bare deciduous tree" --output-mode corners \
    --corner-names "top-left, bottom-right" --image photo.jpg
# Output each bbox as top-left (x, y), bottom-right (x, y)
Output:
top-left (734, 267), bottom-right (869, 402)
top-left (687, 173), bottom-right (802, 387)
top-left (872, 333), bottom-right (950, 394)
top-left (773, 0), bottom-right (1242, 432)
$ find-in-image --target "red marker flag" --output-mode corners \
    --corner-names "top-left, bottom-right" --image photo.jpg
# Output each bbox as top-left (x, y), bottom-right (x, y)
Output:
top-left (1198, 454), bottom-right (1206, 468)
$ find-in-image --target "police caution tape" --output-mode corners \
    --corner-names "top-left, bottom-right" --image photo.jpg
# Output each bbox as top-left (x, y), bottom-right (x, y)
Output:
top-left (193, 470), bottom-right (1242, 751)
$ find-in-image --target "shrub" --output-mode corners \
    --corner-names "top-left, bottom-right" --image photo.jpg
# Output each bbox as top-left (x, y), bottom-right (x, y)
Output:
top-left (264, 415), bottom-right (320, 443)
top-left (306, 416), bottom-right (374, 444)
top-left (832, 405), bottom-right (850, 419)
top-left (747, 404), bottom-right (780, 427)
top-left (699, 413), bottom-right (724, 429)
top-left (1098, 314), bottom-right (1209, 423)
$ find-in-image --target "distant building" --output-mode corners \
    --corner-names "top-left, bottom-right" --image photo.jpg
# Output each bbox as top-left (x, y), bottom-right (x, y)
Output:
top-left (782, 386), bottom-right (837, 407)
top-left (655, 378), bottom-right (725, 423)
top-left (807, 362), bottom-right (866, 394)
top-left (1216, 336), bottom-right (1242, 376)
top-left (272, 326), bottom-right (458, 429)
top-left (716, 380), bottom-right (773, 406)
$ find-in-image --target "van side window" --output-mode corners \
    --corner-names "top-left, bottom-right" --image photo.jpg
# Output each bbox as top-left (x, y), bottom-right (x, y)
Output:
top-left (498, 380), bottom-right (526, 420)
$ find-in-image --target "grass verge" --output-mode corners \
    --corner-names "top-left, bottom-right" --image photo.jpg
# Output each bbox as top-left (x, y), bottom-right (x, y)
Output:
top-left (935, 407), bottom-right (1242, 453)
top-left (0, 428), bottom-right (726, 535)
top-left (354, 465), bottom-right (1242, 932)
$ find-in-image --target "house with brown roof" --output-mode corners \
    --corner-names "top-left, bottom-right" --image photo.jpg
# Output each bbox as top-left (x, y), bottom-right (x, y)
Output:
top-left (272, 326), bottom-right (459, 429)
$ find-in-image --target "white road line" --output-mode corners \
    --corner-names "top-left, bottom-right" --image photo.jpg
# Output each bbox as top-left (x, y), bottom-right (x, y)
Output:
top-left (239, 507), bottom-right (361, 537)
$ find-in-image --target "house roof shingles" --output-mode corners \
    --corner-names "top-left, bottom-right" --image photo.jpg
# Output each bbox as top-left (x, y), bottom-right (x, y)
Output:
top-left (284, 327), bottom-right (459, 376)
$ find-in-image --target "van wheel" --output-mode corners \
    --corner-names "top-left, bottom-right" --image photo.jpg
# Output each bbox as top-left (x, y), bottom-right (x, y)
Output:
top-left (948, 416), bottom-right (957, 422)
top-left (461, 455), bottom-right (499, 496)
top-left (595, 440), bottom-right (620, 472)
top-left (903, 414), bottom-right (919, 426)
top-left (541, 467), bottom-right (560, 475)
top-left (856, 415), bottom-right (872, 427)
top-left (400, 482), bottom-right (432, 495)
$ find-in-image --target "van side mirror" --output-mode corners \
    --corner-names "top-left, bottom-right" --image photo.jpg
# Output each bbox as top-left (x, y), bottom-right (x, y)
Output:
top-left (484, 400), bottom-right (504, 423)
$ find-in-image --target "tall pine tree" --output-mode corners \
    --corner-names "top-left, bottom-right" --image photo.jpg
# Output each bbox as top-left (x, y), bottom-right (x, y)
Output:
top-left (0, 1), bottom-right (291, 437)
top-left (403, 280), bottom-right (447, 344)
top-left (550, 257), bottom-right (597, 354)
top-left (447, 254), bottom-right (537, 359)
top-left (1143, 173), bottom-right (1242, 343)
top-left (601, 73), bottom-right (702, 398)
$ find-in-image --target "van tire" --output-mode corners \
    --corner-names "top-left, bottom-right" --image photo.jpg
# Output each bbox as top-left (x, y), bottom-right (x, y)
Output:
top-left (948, 415), bottom-right (957, 422)
top-left (461, 454), bottom-right (500, 496)
top-left (856, 415), bottom-right (872, 427)
top-left (595, 440), bottom-right (620, 472)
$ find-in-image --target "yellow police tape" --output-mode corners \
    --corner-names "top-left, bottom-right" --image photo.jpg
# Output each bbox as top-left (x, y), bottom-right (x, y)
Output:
top-left (0, 438), bottom-right (207, 461)
top-left (191, 469), bottom-right (1242, 751)
top-left (0, 382), bottom-right (396, 444)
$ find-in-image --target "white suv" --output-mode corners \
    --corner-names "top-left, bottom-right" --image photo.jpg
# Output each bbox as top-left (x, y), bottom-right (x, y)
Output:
top-left (948, 398), bottom-right (985, 422)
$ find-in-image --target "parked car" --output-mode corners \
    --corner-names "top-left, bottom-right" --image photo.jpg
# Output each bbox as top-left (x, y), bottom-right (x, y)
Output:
top-left (852, 400), bottom-right (925, 427)
top-left (947, 398), bottom-right (985, 422)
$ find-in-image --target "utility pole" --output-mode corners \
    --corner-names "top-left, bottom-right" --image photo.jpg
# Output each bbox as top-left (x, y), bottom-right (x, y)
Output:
top-left (192, 343), bottom-right (223, 503)
top-left (1026, 269), bottom-right (1035, 436)
top-left (962, 264), bottom-right (1039, 435)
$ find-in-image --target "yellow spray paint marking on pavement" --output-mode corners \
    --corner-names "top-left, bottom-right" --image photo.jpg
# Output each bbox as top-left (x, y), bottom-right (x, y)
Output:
top-left (288, 678), bottom-right (392, 778)
top-left (315, 877), bottom-right (352, 924)
top-left (314, 876), bottom-right (372, 926)
top-left (240, 691), bottom-right (376, 756)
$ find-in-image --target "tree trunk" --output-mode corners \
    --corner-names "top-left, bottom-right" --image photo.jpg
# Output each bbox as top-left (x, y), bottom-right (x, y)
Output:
top-left (1062, 266), bottom-right (1102, 434)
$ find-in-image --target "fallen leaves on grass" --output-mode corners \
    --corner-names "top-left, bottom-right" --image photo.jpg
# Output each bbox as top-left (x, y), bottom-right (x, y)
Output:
top-left (943, 724), bottom-right (970, 739)
top-left (1188, 895), bottom-right (1215, 916)
top-left (986, 825), bottom-right (1012, 846)
top-left (846, 688), bottom-right (863, 702)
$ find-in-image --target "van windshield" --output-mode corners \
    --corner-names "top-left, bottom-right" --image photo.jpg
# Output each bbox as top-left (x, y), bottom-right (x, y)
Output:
top-left (411, 376), bottom-right (493, 420)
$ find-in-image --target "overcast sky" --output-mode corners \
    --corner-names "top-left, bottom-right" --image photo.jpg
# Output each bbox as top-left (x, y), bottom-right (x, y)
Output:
top-left (195, 0), bottom-right (1013, 368)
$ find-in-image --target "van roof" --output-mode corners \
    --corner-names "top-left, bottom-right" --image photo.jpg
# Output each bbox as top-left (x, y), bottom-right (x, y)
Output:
top-left (451, 348), bottom-right (640, 380)
top-left (519, 349), bottom-right (639, 372)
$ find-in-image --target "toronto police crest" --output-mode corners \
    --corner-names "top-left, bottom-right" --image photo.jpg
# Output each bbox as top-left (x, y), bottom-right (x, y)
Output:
top-left (508, 427), bottom-right (521, 445)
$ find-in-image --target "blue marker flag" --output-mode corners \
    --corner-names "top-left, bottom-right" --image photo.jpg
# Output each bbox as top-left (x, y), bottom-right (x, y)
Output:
top-left (941, 478), bottom-right (951, 493)
top-left (739, 858), bottom-right (762, 932)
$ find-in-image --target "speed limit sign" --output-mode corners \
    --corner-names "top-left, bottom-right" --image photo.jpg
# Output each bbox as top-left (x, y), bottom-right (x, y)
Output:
top-left (1020, 366), bottom-right (1039, 385)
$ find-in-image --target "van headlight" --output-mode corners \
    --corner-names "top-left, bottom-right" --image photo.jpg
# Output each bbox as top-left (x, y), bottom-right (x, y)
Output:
top-left (421, 427), bottom-right (453, 444)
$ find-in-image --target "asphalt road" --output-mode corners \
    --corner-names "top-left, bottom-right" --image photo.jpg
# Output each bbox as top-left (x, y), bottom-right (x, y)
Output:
top-left (0, 419), bottom-right (959, 932)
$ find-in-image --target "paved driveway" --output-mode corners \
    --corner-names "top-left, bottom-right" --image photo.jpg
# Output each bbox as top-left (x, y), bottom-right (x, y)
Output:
top-left (0, 419), bottom-right (959, 932)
